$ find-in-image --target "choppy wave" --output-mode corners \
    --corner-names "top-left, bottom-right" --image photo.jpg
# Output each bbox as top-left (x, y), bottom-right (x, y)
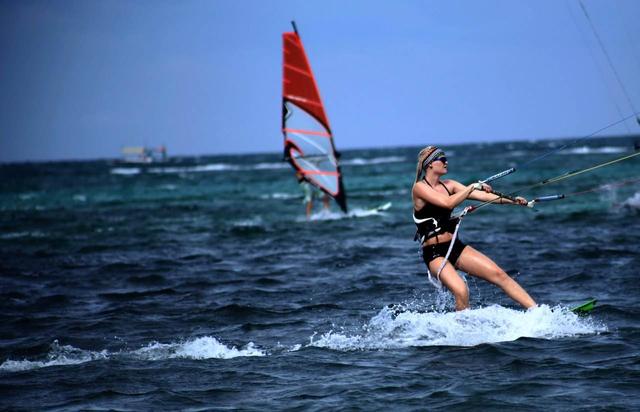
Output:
top-left (560, 146), bottom-right (626, 155)
top-left (1, 304), bottom-right (601, 374)
top-left (232, 217), bottom-right (264, 227)
top-left (259, 192), bottom-right (300, 200)
top-left (148, 164), bottom-right (242, 174)
top-left (300, 203), bottom-right (392, 222)
top-left (342, 156), bottom-right (406, 166)
top-left (622, 192), bottom-right (640, 209)
top-left (110, 167), bottom-right (141, 175)
top-left (0, 340), bottom-right (108, 372)
top-left (130, 336), bottom-right (265, 360)
top-left (0, 231), bottom-right (46, 239)
top-left (253, 162), bottom-right (289, 170)
top-left (18, 193), bottom-right (38, 200)
top-left (0, 336), bottom-right (264, 373)
top-left (108, 156), bottom-right (406, 176)
top-left (309, 304), bottom-right (606, 350)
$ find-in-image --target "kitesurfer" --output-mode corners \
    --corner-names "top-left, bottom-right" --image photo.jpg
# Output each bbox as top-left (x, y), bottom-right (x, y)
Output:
top-left (412, 146), bottom-right (537, 311)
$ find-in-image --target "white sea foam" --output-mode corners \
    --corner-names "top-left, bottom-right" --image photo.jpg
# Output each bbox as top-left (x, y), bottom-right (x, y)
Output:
top-left (0, 336), bottom-right (264, 373)
top-left (309, 304), bottom-right (606, 350)
top-left (0, 340), bottom-right (108, 372)
top-left (110, 167), bottom-right (141, 175)
top-left (232, 217), bottom-right (264, 227)
top-left (253, 162), bottom-right (289, 170)
top-left (621, 192), bottom-right (640, 209)
top-left (560, 146), bottom-right (626, 155)
top-left (259, 192), bottom-right (299, 200)
top-left (1, 231), bottom-right (46, 239)
top-left (19, 192), bottom-right (37, 200)
top-left (148, 164), bottom-right (241, 174)
top-left (368, 189), bottom-right (409, 196)
top-left (300, 204), bottom-right (391, 222)
top-left (145, 162), bottom-right (287, 174)
top-left (131, 336), bottom-right (265, 360)
top-left (342, 156), bottom-right (406, 166)
top-left (109, 156), bottom-right (405, 176)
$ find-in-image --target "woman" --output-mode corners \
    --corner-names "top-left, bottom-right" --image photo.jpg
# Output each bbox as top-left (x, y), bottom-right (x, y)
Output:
top-left (412, 146), bottom-right (537, 311)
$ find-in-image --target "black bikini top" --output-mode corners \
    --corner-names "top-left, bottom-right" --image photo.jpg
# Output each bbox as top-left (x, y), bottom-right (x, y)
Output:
top-left (413, 180), bottom-right (457, 242)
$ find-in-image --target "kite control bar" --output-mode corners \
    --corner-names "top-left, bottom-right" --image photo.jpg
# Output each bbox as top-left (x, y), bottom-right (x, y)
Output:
top-left (480, 167), bottom-right (516, 184)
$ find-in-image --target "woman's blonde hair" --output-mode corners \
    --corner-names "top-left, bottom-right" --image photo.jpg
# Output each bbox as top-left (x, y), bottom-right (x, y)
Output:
top-left (415, 146), bottom-right (439, 182)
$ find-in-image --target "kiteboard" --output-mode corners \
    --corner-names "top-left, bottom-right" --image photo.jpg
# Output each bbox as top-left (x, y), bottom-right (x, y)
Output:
top-left (570, 298), bottom-right (597, 315)
top-left (387, 298), bottom-right (597, 319)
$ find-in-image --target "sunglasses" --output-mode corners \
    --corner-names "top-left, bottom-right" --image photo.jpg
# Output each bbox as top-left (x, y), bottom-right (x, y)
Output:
top-left (433, 156), bottom-right (447, 164)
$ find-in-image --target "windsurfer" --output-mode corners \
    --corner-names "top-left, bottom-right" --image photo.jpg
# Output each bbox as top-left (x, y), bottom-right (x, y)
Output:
top-left (412, 146), bottom-right (537, 311)
top-left (296, 171), bottom-right (329, 218)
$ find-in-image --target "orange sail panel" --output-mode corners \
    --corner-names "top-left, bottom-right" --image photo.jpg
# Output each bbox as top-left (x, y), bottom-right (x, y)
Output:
top-left (282, 24), bottom-right (347, 213)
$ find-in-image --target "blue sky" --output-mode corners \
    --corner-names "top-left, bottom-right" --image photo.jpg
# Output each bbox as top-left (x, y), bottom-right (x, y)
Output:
top-left (1, 0), bottom-right (639, 162)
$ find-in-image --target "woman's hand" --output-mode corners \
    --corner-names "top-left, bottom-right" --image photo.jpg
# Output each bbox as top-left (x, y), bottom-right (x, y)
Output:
top-left (471, 182), bottom-right (493, 192)
top-left (514, 196), bottom-right (527, 206)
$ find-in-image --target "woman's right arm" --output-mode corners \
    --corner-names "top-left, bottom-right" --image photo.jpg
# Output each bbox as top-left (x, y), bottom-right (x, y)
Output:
top-left (413, 180), bottom-right (478, 210)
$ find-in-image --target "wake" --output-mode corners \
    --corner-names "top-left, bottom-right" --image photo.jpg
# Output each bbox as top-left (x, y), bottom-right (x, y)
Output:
top-left (309, 304), bottom-right (606, 350)
top-left (1, 304), bottom-right (606, 372)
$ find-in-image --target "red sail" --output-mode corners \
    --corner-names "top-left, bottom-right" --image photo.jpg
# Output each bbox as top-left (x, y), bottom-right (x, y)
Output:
top-left (282, 24), bottom-right (347, 213)
top-left (283, 32), bottom-right (331, 133)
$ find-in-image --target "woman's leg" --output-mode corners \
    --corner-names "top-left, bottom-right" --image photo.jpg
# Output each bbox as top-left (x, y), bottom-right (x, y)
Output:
top-left (429, 257), bottom-right (469, 311)
top-left (456, 246), bottom-right (536, 309)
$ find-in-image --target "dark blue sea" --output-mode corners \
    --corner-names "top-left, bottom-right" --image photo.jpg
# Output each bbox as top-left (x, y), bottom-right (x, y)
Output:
top-left (2, 137), bottom-right (640, 411)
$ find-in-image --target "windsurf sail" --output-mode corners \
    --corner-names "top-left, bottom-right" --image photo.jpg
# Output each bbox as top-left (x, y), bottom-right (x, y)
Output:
top-left (282, 21), bottom-right (348, 213)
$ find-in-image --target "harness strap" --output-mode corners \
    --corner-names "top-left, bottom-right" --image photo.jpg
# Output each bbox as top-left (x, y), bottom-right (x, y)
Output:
top-left (425, 206), bottom-right (472, 289)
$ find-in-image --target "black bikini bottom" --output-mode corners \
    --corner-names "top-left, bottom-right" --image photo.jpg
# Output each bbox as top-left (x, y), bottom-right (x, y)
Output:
top-left (422, 238), bottom-right (467, 266)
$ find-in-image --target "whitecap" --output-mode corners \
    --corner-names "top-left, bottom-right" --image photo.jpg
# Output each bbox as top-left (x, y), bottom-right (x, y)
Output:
top-left (110, 167), bottom-right (141, 175)
top-left (1, 231), bottom-right (46, 239)
top-left (252, 162), bottom-right (289, 170)
top-left (259, 192), bottom-right (299, 200)
top-left (342, 156), bottom-right (406, 166)
top-left (309, 304), bottom-right (606, 350)
top-left (19, 192), bottom-right (37, 200)
top-left (621, 192), bottom-right (640, 209)
top-left (232, 217), bottom-right (264, 227)
top-left (148, 164), bottom-right (241, 174)
top-left (0, 337), bottom-right (264, 373)
top-left (299, 204), bottom-right (390, 222)
top-left (131, 336), bottom-right (265, 360)
top-left (560, 146), bottom-right (626, 155)
top-left (0, 340), bottom-right (108, 372)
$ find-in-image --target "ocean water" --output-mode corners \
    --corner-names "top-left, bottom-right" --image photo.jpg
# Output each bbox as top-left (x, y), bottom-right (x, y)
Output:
top-left (1, 136), bottom-right (639, 410)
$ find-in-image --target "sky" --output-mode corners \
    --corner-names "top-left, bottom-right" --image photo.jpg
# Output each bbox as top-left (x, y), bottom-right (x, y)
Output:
top-left (1, 0), bottom-right (639, 163)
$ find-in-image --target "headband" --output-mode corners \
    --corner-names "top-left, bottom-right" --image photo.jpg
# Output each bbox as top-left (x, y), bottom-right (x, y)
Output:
top-left (421, 148), bottom-right (445, 171)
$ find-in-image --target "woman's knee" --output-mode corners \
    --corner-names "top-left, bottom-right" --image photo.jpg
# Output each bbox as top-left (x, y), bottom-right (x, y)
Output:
top-left (450, 283), bottom-right (469, 301)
